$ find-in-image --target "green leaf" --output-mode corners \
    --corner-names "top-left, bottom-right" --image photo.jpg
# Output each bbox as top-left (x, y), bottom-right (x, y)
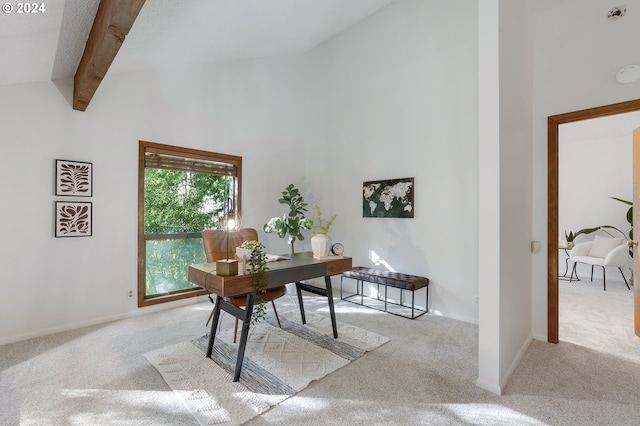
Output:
top-left (263, 184), bottom-right (311, 251)
top-left (610, 197), bottom-right (632, 206)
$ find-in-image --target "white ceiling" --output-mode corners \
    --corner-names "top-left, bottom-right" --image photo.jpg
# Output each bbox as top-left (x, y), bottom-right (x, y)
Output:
top-left (0, 0), bottom-right (395, 86)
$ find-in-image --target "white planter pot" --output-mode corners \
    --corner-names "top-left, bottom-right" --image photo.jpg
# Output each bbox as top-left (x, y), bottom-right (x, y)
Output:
top-left (311, 234), bottom-right (331, 258)
top-left (236, 247), bottom-right (251, 260)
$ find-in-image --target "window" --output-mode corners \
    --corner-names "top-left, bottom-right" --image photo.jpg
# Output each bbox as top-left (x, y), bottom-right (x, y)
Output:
top-left (138, 141), bottom-right (242, 307)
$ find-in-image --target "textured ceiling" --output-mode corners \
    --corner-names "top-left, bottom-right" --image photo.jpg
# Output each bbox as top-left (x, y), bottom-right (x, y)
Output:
top-left (0, 0), bottom-right (395, 86)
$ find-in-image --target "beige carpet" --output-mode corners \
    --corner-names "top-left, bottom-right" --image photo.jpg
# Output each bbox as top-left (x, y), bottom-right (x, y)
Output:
top-left (558, 275), bottom-right (638, 363)
top-left (2, 287), bottom-right (640, 425)
top-left (145, 312), bottom-right (388, 426)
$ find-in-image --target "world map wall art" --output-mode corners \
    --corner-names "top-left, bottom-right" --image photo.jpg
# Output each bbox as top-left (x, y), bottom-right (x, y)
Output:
top-left (362, 177), bottom-right (414, 218)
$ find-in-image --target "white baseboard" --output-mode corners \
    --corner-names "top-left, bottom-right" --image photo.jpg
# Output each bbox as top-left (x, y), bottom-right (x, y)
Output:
top-left (500, 333), bottom-right (533, 391)
top-left (475, 377), bottom-right (502, 395)
top-left (475, 333), bottom-right (533, 396)
top-left (0, 295), bottom-right (210, 346)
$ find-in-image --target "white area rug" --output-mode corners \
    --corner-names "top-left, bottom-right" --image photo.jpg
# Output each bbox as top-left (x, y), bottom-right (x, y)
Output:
top-left (145, 312), bottom-right (389, 426)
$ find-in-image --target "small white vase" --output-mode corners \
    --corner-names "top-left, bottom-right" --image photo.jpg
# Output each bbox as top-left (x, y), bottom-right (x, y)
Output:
top-left (236, 247), bottom-right (251, 261)
top-left (311, 234), bottom-right (331, 258)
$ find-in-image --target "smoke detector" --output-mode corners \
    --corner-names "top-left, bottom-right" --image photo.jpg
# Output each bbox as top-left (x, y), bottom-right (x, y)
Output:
top-left (608, 5), bottom-right (627, 20)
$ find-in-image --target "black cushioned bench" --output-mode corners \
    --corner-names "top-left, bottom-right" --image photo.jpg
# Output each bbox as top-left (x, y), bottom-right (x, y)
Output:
top-left (340, 267), bottom-right (429, 319)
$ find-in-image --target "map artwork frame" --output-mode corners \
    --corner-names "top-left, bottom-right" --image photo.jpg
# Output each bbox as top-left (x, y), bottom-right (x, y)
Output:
top-left (362, 177), bottom-right (414, 218)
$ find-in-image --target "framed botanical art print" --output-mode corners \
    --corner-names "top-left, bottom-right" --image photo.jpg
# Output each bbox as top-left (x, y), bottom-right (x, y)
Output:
top-left (55, 201), bottom-right (92, 237)
top-left (55, 159), bottom-right (93, 197)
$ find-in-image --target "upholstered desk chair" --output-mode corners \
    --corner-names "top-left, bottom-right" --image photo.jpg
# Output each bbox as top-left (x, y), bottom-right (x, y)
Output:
top-left (569, 235), bottom-right (631, 291)
top-left (201, 228), bottom-right (285, 342)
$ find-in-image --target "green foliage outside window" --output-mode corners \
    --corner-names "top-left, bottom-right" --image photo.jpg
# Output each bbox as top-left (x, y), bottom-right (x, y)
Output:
top-left (144, 169), bottom-right (234, 296)
top-left (144, 169), bottom-right (230, 234)
top-left (145, 238), bottom-right (205, 296)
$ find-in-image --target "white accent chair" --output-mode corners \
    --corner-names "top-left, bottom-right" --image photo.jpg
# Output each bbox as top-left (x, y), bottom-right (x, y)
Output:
top-left (569, 235), bottom-right (630, 291)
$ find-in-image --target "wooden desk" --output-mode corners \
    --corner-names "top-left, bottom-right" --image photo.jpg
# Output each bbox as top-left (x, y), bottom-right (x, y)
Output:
top-left (188, 252), bottom-right (352, 382)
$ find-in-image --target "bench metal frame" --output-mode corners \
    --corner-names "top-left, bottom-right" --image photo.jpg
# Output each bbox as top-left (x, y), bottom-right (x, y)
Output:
top-left (340, 275), bottom-right (428, 319)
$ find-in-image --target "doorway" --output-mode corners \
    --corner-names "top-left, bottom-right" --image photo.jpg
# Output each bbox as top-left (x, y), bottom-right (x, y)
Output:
top-left (547, 98), bottom-right (640, 343)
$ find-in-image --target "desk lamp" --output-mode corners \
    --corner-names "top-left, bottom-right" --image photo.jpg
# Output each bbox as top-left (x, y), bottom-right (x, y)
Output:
top-left (216, 210), bottom-right (242, 276)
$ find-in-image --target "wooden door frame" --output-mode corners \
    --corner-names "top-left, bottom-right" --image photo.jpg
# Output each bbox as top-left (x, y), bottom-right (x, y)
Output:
top-left (548, 98), bottom-right (640, 343)
top-left (633, 129), bottom-right (640, 337)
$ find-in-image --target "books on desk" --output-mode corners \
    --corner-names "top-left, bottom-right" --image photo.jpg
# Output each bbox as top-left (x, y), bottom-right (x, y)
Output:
top-left (313, 254), bottom-right (345, 260)
top-left (266, 254), bottom-right (288, 262)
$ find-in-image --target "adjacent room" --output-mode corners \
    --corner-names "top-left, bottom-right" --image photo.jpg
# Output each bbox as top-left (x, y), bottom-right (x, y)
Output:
top-left (2, 0), bottom-right (640, 424)
top-left (558, 111), bottom-right (639, 360)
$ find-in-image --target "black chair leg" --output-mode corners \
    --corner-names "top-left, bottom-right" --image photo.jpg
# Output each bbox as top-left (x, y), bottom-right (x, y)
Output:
top-left (602, 267), bottom-right (606, 291)
top-left (591, 265), bottom-right (594, 282)
top-left (619, 267), bottom-right (631, 290)
top-left (569, 263), bottom-right (577, 282)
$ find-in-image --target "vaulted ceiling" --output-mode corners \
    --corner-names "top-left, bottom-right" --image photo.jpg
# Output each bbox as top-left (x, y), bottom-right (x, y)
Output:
top-left (0, 0), bottom-right (395, 108)
top-left (3, 0), bottom-right (640, 112)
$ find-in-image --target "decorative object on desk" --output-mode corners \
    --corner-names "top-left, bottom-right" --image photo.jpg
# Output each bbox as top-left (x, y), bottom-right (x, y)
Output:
top-left (144, 312), bottom-right (388, 426)
top-left (236, 239), bottom-right (261, 262)
top-left (263, 183), bottom-right (312, 254)
top-left (311, 205), bottom-right (336, 258)
top-left (311, 234), bottom-right (331, 259)
top-left (55, 201), bottom-right (92, 237)
top-left (331, 242), bottom-right (344, 256)
top-left (363, 177), bottom-right (414, 218)
top-left (216, 207), bottom-right (242, 276)
top-left (55, 159), bottom-right (92, 197)
top-left (246, 241), bottom-right (269, 325)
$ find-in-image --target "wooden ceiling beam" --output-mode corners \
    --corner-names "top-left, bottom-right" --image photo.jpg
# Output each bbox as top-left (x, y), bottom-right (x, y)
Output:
top-left (73, 0), bottom-right (146, 111)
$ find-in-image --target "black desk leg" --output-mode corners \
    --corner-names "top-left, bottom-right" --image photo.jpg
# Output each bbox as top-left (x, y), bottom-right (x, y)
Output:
top-left (206, 295), bottom-right (223, 358)
top-left (295, 281), bottom-right (307, 324)
top-left (296, 279), bottom-right (339, 339)
top-left (233, 292), bottom-right (255, 382)
top-left (324, 276), bottom-right (338, 339)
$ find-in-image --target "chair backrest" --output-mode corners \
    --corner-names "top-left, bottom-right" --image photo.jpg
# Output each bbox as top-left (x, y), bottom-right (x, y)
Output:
top-left (202, 228), bottom-right (259, 262)
top-left (588, 235), bottom-right (626, 259)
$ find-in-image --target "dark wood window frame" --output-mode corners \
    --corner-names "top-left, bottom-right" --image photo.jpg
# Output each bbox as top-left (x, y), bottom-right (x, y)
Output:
top-left (137, 141), bottom-right (242, 307)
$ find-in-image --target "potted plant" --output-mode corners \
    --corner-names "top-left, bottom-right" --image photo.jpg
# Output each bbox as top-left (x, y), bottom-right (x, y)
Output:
top-left (263, 184), bottom-right (313, 254)
top-left (245, 241), bottom-right (269, 325)
top-left (570, 197), bottom-right (633, 256)
top-left (611, 197), bottom-right (633, 258)
top-left (311, 205), bottom-right (336, 258)
top-left (563, 231), bottom-right (577, 249)
top-left (237, 240), bottom-right (261, 261)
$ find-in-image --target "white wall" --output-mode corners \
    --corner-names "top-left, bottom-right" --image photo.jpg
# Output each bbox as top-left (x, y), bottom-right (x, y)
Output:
top-left (477, 0), bottom-right (501, 394)
top-left (0, 0), bottom-right (482, 344)
top-left (497, 0), bottom-right (534, 391)
top-left (0, 56), bottom-right (309, 343)
top-left (476, 0), bottom-right (535, 395)
top-left (531, 0), bottom-right (640, 339)
top-left (1, 0), bottom-right (486, 347)
top-left (302, 0), bottom-right (480, 323)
